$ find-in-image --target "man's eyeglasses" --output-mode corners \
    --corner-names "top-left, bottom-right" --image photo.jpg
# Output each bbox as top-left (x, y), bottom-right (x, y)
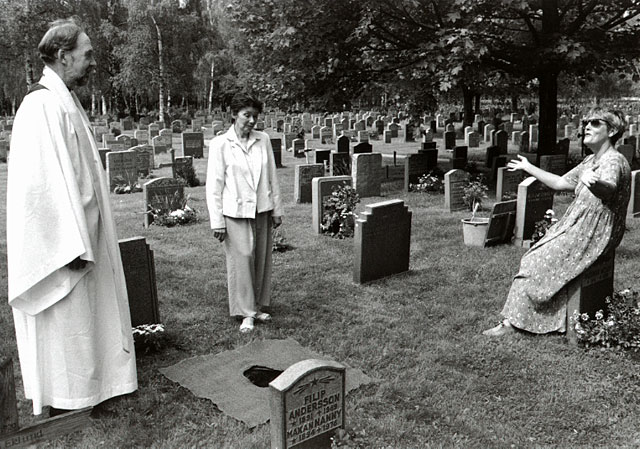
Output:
top-left (582, 118), bottom-right (610, 128)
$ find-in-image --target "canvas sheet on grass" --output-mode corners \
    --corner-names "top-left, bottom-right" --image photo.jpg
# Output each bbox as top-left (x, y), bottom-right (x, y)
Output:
top-left (158, 338), bottom-right (374, 427)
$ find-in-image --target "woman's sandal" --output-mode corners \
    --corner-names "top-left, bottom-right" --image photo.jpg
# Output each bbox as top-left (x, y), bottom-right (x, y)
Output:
top-left (482, 319), bottom-right (515, 337)
top-left (240, 317), bottom-right (254, 333)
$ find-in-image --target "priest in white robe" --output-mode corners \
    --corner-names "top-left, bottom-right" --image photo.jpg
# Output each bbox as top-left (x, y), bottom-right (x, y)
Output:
top-left (6, 19), bottom-right (137, 416)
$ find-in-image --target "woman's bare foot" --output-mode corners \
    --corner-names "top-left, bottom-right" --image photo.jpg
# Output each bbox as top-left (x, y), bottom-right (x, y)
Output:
top-left (483, 319), bottom-right (515, 337)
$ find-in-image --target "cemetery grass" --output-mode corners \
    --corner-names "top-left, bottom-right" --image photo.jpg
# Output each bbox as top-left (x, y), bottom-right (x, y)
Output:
top-left (2, 153), bottom-right (640, 448)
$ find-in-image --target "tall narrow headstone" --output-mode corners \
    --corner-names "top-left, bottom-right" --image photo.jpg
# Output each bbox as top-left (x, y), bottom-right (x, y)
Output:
top-left (404, 153), bottom-right (431, 193)
top-left (270, 138), bottom-right (283, 168)
top-left (354, 200), bottom-right (411, 283)
top-left (352, 153), bottom-right (382, 198)
top-left (119, 236), bottom-right (159, 326)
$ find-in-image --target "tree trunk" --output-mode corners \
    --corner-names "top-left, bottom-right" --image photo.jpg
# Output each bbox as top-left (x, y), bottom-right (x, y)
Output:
top-left (461, 85), bottom-right (474, 126)
top-left (208, 60), bottom-right (215, 113)
top-left (91, 89), bottom-right (97, 117)
top-left (511, 95), bottom-right (518, 112)
top-left (474, 95), bottom-right (481, 116)
top-left (101, 95), bottom-right (107, 116)
top-left (24, 53), bottom-right (34, 91)
top-left (150, 14), bottom-right (165, 124)
top-left (537, 69), bottom-right (559, 163)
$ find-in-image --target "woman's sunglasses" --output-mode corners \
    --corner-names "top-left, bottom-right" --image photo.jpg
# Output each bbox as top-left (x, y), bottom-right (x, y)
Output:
top-left (582, 118), bottom-right (610, 128)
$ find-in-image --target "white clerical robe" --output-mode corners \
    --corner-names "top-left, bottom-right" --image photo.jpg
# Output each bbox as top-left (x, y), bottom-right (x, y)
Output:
top-left (7, 66), bottom-right (137, 415)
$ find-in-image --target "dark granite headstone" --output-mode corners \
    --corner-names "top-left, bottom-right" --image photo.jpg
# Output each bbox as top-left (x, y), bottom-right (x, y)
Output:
top-left (452, 146), bottom-right (467, 170)
top-left (483, 200), bottom-right (517, 247)
top-left (444, 131), bottom-right (456, 150)
top-left (330, 152), bottom-right (351, 176)
top-left (628, 170), bottom-right (640, 218)
top-left (336, 135), bottom-right (350, 154)
top-left (143, 177), bottom-right (185, 227)
top-left (404, 153), bottom-right (431, 192)
top-left (354, 199), bottom-right (412, 283)
top-left (106, 150), bottom-right (137, 191)
top-left (294, 164), bottom-right (325, 203)
top-left (270, 138), bottom-right (283, 168)
top-left (539, 155), bottom-right (567, 175)
top-left (119, 236), bottom-right (159, 327)
top-left (181, 132), bottom-right (204, 158)
top-left (353, 142), bottom-right (372, 154)
top-left (314, 149), bottom-right (331, 166)
top-left (421, 141), bottom-right (437, 151)
top-left (485, 146), bottom-right (500, 168)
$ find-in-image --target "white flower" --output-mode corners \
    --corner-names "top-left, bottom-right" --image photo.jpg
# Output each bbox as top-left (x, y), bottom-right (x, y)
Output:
top-left (581, 313), bottom-right (589, 321)
top-left (170, 209), bottom-right (185, 218)
top-left (545, 209), bottom-right (555, 215)
top-left (595, 311), bottom-right (604, 320)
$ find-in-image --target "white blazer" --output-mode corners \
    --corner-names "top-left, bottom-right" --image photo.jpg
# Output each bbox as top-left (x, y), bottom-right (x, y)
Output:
top-left (206, 127), bottom-right (283, 229)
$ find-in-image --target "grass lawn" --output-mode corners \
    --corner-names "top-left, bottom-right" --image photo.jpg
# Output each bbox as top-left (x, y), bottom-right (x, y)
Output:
top-left (2, 133), bottom-right (640, 448)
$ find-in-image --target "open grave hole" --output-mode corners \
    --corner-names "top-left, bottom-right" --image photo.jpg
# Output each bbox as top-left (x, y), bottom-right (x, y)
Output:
top-left (243, 365), bottom-right (283, 388)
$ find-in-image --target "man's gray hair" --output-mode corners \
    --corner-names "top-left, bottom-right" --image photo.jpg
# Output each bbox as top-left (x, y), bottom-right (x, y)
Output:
top-left (38, 18), bottom-right (84, 64)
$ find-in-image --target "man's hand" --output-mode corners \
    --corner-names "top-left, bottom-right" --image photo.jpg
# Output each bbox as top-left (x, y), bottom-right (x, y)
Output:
top-left (67, 257), bottom-right (87, 270)
top-left (213, 228), bottom-right (226, 242)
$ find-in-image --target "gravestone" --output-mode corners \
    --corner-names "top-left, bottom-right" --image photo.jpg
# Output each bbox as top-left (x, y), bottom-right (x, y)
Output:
top-left (171, 120), bottom-right (183, 133)
top-left (182, 132), bottom-right (204, 158)
top-left (618, 144), bottom-right (634, 165)
top-left (314, 149), bottom-right (331, 167)
top-left (383, 130), bottom-right (392, 144)
top-left (143, 177), bottom-right (185, 227)
top-left (539, 155), bottom-right (567, 175)
top-left (514, 177), bottom-right (555, 246)
top-left (485, 146), bottom-right (500, 168)
top-left (483, 200), bottom-right (517, 247)
top-left (133, 145), bottom-right (153, 175)
top-left (451, 145), bottom-right (467, 168)
top-left (353, 142), bottom-right (372, 154)
top-left (490, 156), bottom-right (507, 184)
top-left (496, 167), bottom-right (526, 201)
top-left (320, 127), bottom-right (332, 144)
top-left (284, 133), bottom-right (296, 151)
top-left (495, 130), bottom-right (508, 154)
top-left (388, 123), bottom-right (399, 138)
top-left (149, 124), bottom-right (160, 139)
top-left (352, 153), bottom-right (382, 198)
top-left (294, 164), bottom-right (325, 203)
top-left (566, 251), bottom-right (615, 344)
top-left (353, 200), bottom-right (412, 283)
top-left (311, 125), bottom-right (321, 139)
top-left (330, 152), bottom-right (351, 176)
top-left (444, 131), bottom-right (456, 150)
top-left (404, 153), bottom-right (431, 192)
top-left (0, 358), bottom-right (91, 448)
top-left (115, 134), bottom-right (133, 149)
top-left (270, 138), bottom-right (283, 168)
top-left (119, 236), bottom-right (159, 326)
top-left (421, 141), bottom-right (437, 151)
top-left (98, 149), bottom-right (109, 169)
top-left (357, 131), bottom-right (369, 143)
top-left (467, 131), bottom-right (480, 148)
top-left (444, 169), bottom-right (469, 212)
top-left (106, 150), bottom-right (137, 191)
top-left (0, 140), bottom-right (7, 162)
top-left (336, 135), bottom-right (350, 153)
top-left (269, 359), bottom-right (346, 449)
top-left (628, 170), bottom-right (640, 218)
top-left (293, 139), bottom-right (306, 158)
top-left (134, 129), bottom-right (149, 144)
top-left (520, 131), bottom-right (530, 152)
top-left (151, 135), bottom-right (169, 155)
top-left (312, 176), bottom-right (352, 234)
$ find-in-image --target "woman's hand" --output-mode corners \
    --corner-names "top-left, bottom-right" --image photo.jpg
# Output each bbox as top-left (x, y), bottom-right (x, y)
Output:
top-left (213, 228), bottom-right (227, 242)
top-left (272, 216), bottom-right (282, 228)
top-left (506, 154), bottom-right (531, 172)
top-left (580, 166), bottom-right (600, 188)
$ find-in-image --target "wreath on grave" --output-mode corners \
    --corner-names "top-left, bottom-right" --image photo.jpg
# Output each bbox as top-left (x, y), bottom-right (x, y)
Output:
top-left (112, 175), bottom-right (143, 194)
top-left (321, 184), bottom-right (360, 239)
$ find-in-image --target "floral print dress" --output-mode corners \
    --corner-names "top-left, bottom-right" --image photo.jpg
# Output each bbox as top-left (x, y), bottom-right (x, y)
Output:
top-left (501, 149), bottom-right (631, 333)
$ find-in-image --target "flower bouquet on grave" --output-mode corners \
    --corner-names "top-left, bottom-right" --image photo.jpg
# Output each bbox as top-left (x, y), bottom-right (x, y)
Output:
top-left (409, 169), bottom-right (445, 193)
top-left (112, 175), bottom-right (143, 194)
top-left (321, 184), bottom-right (360, 239)
top-left (148, 192), bottom-right (198, 227)
top-left (132, 323), bottom-right (168, 355)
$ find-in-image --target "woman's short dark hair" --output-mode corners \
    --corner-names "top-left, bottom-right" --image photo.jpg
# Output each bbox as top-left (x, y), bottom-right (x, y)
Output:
top-left (586, 108), bottom-right (627, 146)
top-left (230, 93), bottom-right (263, 116)
top-left (38, 18), bottom-right (84, 64)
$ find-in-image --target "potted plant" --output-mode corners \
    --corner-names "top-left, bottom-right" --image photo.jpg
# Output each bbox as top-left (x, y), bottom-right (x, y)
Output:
top-left (460, 179), bottom-right (490, 246)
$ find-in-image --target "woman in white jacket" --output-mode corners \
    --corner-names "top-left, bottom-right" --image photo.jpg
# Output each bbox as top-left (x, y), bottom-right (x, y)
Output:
top-left (206, 93), bottom-right (283, 333)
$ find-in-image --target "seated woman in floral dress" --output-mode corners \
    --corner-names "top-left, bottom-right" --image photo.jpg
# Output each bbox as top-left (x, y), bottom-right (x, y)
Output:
top-left (484, 109), bottom-right (631, 337)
